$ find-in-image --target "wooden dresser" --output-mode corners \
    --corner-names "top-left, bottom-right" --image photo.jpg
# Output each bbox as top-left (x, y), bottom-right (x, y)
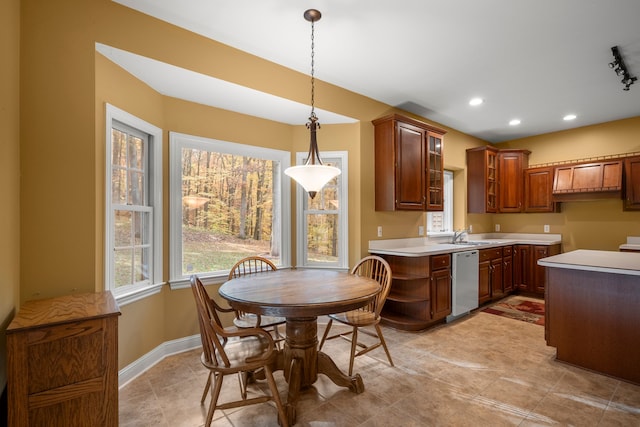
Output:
top-left (7, 292), bottom-right (121, 426)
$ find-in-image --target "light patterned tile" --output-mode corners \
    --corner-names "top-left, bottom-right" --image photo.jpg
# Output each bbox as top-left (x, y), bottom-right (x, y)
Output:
top-left (120, 311), bottom-right (640, 426)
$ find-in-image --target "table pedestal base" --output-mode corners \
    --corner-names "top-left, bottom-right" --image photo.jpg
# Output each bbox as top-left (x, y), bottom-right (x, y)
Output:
top-left (275, 317), bottom-right (364, 424)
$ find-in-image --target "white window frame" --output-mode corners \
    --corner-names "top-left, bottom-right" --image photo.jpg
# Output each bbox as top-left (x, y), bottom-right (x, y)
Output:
top-left (105, 104), bottom-right (163, 305)
top-left (295, 151), bottom-right (348, 270)
top-left (427, 170), bottom-right (453, 235)
top-left (169, 132), bottom-right (291, 288)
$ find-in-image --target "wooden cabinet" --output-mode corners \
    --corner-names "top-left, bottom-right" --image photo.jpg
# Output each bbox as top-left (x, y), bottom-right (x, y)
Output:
top-left (467, 146), bottom-right (499, 213)
top-left (7, 292), bottom-right (120, 427)
top-left (514, 244), bottom-right (561, 294)
top-left (623, 156), bottom-right (640, 210)
top-left (502, 245), bottom-right (514, 294)
top-left (533, 244), bottom-right (561, 293)
top-left (514, 244), bottom-right (532, 293)
top-left (378, 253), bottom-right (450, 330)
top-left (430, 254), bottom-right (451, 321)
top-left (373, 114), bottom-right (446, 211)
top-left (553, 160), bottom-right (622, 201)
top-left (524, 166), bottom-right (560, 212)
top-left (478, 247), bottom-right (504, 304)
top-left (498, 150), bottom-right (530, 213)
top-left (426, 132), bottom-right (445, 210)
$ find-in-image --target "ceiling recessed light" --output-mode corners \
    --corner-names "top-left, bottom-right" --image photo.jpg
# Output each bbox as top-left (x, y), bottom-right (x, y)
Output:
top-left (509, 119), bottom-right (521, 126)
top-left (469, 97), bottom-right (484, 106)
top-left (563, 114), bottom-right (577, 121)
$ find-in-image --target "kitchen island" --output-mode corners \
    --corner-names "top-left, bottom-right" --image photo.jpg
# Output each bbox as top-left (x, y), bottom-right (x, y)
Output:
top-left (538, 250), bottom-right (640, 385)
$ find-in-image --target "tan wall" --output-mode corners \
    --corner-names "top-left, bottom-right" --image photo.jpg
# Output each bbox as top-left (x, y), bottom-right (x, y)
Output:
top-left (17, 0), bottom-right (640, 374)
top-left (0, 0), bottom-right (21, 392)
top-left (491, 117), bottom-right (640, 252)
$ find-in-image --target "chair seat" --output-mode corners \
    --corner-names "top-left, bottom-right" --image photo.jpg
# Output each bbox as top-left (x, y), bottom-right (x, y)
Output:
top-left (234, 313), bottom-right (286, 329)
top-left (203, 334), bottom-right (273, 370)
top-left (328, 309), bottom-right (378, 327)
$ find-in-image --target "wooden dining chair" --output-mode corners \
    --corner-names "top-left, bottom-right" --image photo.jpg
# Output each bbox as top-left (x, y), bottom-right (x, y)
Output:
top-left (190, 275), bottom-right (289, 427)
top-left (318, 255), bottom-right (394, 375)
top-left (228, 256), bottom-right (286, 349)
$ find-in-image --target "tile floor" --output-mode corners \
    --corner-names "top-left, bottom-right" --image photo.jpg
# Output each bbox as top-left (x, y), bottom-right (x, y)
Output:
top-left (119, 310), bottom-right (640, 426)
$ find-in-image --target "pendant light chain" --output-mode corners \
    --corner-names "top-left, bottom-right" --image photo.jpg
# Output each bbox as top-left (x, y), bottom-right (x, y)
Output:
top-left (309, 18), bottom-right (318, 123)
top-left (284, 9), bottom-right (341, 199)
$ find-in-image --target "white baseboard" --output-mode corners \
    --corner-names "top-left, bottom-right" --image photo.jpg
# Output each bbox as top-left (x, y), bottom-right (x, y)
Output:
top-left (118, 334), bottom-right (201, 388)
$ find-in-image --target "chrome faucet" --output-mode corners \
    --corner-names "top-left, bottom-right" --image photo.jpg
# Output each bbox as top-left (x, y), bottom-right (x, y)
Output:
top-left (452, 228), bottom-right (469, 244)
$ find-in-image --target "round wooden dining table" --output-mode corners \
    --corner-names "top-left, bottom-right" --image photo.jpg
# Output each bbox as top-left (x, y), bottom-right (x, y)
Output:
top-left (218, 268), bottom-right (381, 424)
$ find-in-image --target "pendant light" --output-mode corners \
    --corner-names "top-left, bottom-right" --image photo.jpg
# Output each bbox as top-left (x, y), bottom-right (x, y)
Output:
top-left (284, 9), bottom-right (341, 199)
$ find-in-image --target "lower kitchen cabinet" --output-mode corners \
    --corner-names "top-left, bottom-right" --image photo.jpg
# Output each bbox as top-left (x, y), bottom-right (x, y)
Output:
top-left (503, 246), bottom-right (514, 293)
top-left (514, 244), bottom-right (561, 294)
top-left (378, 253), bottom-right (451, 331)
top-left (430, 254), bottom-right (452, 321)
top-left (479, 247), bottom-right (506, 304)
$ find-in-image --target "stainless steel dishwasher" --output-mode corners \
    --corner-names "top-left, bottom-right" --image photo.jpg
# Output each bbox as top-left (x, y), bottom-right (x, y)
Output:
top-left (446, 250), bottom-right (479, 322)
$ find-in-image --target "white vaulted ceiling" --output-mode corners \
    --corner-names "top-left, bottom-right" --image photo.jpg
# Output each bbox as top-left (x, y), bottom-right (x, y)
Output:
top-left (107, 0), bottom-right (640, 143)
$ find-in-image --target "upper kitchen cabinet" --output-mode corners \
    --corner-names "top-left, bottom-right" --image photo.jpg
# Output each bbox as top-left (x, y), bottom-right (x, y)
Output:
top-left (552, 160), bottom-right (622, 201)
top-left (498, 149), bottom-right (530, 213)
top-left (524, 166), bottom-right (560, 213)
top-left (623, 156), bottom-right (640, 210)
top-left (373, 114), bottom-right (446, 211)
top-left (467, 146), bottom-right (499, 213)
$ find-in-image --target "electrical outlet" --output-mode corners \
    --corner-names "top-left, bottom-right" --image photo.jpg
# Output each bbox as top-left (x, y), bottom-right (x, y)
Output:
top-left (468, 225), bottom-right (473, 233)
top-left (377, 226), bottom-right (383, 237)
top-left (418, 225), bottom-right (424, 236)
top-left (544, 224), bottom-right (550, 233)
top-left (495, 224), bottom-right (501, 232)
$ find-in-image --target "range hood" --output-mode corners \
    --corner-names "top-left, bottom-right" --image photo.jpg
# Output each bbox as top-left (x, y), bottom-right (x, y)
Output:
top-left (552, 160), bottom-right (622, 201)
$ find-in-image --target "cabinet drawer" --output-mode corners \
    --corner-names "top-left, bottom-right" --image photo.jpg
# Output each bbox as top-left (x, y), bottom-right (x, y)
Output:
top-left (503, 245), bottom-right (513, 256)
top-left (479, 248), bottom-right (502, 262)
top-left (430, 254), bottom-right (450, 270)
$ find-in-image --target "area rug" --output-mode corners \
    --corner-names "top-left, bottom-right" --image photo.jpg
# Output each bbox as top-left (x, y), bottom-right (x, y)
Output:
top-left (482, 295), bottom-right (545, 326)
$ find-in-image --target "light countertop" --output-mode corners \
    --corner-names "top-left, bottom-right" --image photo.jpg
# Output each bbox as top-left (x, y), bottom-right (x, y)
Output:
top-left (369, 233), bottom-right (562, 257)
top-left (619, 236), bottom-right (640, 252)
top-left (537, 249), bottom-right (640, 276)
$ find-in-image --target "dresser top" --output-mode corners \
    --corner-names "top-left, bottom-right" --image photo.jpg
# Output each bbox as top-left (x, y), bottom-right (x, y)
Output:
top-left (7, 291), bottom-right (120, 333)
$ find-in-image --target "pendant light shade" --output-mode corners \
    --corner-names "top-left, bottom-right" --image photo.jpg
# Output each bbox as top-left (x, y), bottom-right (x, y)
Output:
top-left (284, 9), bottom-right (341, 199)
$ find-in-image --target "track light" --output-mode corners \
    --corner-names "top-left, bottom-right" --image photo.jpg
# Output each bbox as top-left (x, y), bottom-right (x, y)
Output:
top-left (609, 46), bottom-right (636, 91)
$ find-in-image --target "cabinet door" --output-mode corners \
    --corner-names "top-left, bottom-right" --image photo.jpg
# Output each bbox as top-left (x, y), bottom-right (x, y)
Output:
top-left (478, 260), bottom-right (491, 304)
top-left (623, 156), bottom-right (640, 210)
top-left (467, 147), bottom-right (498, 213)
top-left (490, 258), bottom-right (504, 299)
top-left (532, 244), bottom-right (561, 294)
top-left (524, 167), bottom-right (558, 212)
top-left (431, 268), bottom-right (451, 320)
top-left (395, 122), bottom-right (426, 210)
top-left (503, 254), bottom-right (513, 293)
top-left (499, 150), bottom-right (529, 213)
top-left (532, 246), bottom-right (549, 294)
top-left (514, 245), bottom-right (531, 291)
top-left (426, 132), bottom-right (444, 211)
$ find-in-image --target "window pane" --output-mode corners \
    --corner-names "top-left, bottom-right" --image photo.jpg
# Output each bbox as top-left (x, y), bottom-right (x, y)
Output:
top-left (114, 210), bottom-right (132, 247)
top-left (306, 213), bottom-right (338, 263)
top-left (112, 169), bottom-right (127, 204)
top-left (181, 147), bottom-right (280, 275)
top-left (114, 248), bottom-right (132, 288)
top-left (133, 247), bottom-right (149, 282)
top-left (128, 135), bottom-right (144, 170)
top-left (128, 170), bottom-right (145, 205)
